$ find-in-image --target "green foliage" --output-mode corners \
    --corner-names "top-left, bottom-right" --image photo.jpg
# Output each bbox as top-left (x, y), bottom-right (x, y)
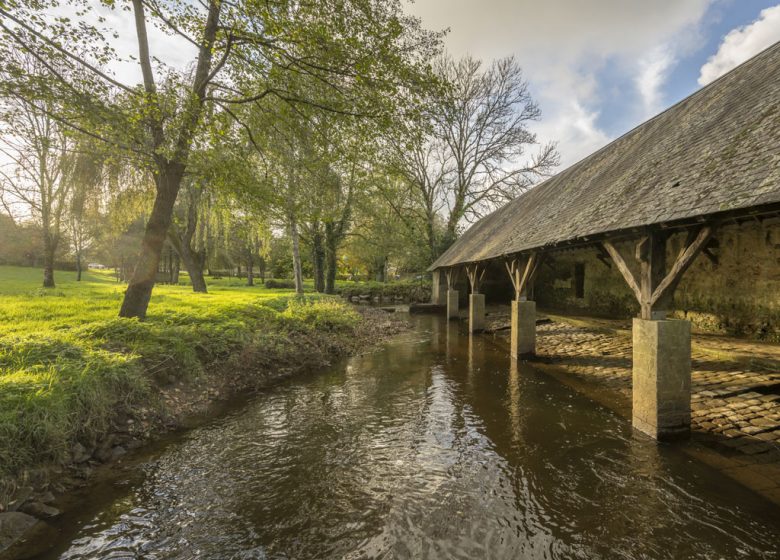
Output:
top-left (0, 266), bottom-right (364, 479)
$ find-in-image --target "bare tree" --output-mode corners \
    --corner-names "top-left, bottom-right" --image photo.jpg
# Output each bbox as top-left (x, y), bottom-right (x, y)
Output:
top-left (0, 91), bottom-right (73, 287)
top-left (436, 56), bottom-right (558, 244)
top-left (388, 55), bottom-right (559, 261)
top-left (385, 131), bottom-right (450, 262)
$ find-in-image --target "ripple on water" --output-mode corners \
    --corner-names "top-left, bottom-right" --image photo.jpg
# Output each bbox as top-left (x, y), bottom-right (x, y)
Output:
top-left (47, 317), bottom-right (780, 560)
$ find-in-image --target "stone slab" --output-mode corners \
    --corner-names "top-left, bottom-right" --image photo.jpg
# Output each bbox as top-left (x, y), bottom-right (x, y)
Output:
top-left (469, 293), bottom-right (485, 333)
top-left (511, 300), bottom-right (536, 358)
top-left (447, 290), bottom-right (459, 320)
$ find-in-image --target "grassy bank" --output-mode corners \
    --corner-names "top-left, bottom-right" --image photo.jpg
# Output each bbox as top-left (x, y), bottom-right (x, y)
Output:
top-left (0, 266), bottom-right (378, 491)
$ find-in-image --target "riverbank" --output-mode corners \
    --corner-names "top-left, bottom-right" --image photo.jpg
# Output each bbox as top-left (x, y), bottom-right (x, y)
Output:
top-left (482, 307), bottom-right (780, 505)
top-left (0, 266), bottom-right (408, 555)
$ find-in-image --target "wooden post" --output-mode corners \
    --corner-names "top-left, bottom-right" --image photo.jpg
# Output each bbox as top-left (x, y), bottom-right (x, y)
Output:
top-left (465, 263), bottom-right (486, 333)
top-left (603, 226), bottom-right (713, 440)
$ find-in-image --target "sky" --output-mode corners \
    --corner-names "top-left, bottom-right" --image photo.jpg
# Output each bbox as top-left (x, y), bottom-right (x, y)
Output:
top-left (5, 0), bottom-right (780, 180)
top-left (405, 0), bottom-right (780, 169)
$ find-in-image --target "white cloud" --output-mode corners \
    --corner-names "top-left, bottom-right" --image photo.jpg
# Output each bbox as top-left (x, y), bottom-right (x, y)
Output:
top-left (530, 100), bottom-right (611, 169)
top-left (635, 45), bottom-right (676, 118)
top-left (699, 4), bottom-right (780, 85)
top-left (406, 0), bottom-right (712, 172)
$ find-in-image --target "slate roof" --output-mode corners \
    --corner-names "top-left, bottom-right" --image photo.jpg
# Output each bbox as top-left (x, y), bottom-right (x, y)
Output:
top-left (430, 41), bottom-right (780, 270)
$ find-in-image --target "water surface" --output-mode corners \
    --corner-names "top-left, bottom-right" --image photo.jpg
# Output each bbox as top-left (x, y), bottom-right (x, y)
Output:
top-left (40, 316), bottom-right (780, 559)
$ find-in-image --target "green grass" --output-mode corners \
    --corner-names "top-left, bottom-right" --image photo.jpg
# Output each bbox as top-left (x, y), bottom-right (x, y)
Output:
top-left (0, 265), bottom-right (361, 480)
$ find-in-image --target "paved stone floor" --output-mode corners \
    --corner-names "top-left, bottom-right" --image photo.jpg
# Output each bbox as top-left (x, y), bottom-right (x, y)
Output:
top-left (486, 308), bottom-right (780, 504)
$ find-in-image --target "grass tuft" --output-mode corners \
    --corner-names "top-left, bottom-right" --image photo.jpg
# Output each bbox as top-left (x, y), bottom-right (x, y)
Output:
top-left (0, 265), bottom-right (365, 481)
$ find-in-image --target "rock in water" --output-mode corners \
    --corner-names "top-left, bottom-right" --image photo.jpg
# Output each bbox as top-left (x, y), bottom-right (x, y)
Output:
top-left (0, 512), bottom-right (36, 551)
top-left (19, 501), bottom-right (61, 519)
top-left (0, 512), bottom-right (56, 558)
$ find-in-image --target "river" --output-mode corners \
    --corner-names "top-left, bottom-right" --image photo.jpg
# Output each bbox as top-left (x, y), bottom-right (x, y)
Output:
top-left (38, 315), bottom-right (780, 559)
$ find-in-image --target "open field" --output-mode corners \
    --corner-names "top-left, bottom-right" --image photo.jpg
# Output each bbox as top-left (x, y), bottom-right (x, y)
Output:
top-left (0, 266), bottom-right (362, 481)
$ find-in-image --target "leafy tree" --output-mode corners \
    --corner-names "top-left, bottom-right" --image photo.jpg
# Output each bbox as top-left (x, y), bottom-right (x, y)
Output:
top-left (1, 0), bottom-right (442, 317)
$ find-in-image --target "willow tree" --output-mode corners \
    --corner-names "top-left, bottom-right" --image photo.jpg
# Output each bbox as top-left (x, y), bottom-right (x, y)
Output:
top-left (1, 0), bottom-right (442, 318)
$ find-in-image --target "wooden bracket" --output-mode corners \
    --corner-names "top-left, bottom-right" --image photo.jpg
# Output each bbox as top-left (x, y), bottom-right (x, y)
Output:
top-left (465, 263), bottom-right (486, 294)
top-left (650, 226), bottom-right (712, 308)
top-left (702, 238), bottom-right (719, 266)
top-left (603, 226), bottom-right (712, 319)
top-left (504, 258), bottom-right (521, 297)
top-left (504, 253), bottom-right (540, 300)
top-left (602, 240), bottom-right (642, 304)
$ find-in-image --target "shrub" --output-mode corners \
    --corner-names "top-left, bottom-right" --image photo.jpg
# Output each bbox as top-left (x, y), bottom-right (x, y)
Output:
top-left (265, 278), bottom-right (296, 289)
top-left (337, 280), bottom-right (431, 303)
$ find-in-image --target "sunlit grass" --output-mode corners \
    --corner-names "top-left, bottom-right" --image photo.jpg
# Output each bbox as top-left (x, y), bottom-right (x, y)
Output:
top-left (0, 265), bottom-right (360, 479)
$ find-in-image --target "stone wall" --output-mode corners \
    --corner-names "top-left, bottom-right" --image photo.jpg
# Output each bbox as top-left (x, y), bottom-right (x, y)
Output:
top-left (534, 219), bottom-right (780, 340)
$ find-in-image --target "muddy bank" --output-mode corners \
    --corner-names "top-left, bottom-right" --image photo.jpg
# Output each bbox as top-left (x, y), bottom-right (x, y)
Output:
top-left (0, 307), bottom-right (408, 559)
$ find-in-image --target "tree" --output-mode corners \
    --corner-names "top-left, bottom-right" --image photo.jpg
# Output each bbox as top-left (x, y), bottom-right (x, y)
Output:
top-left (0, 81), bottom-right (74, 287)
top-left (66, 146), bottom-right (104, 281)
top-left (1, 0), bottom-right (442, 317)
top-left (435, 56), bottom-right (559, 246)
top-left (168, 180), bottom-right (208, 292)
top-left (229, 215), bottom-right (267, 287)
top-left (387, 55), bottom-right (559, 261)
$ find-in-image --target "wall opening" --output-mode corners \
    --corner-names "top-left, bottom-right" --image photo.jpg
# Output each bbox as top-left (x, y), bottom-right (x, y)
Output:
top-left (574, 263), bottom-right (585, 299)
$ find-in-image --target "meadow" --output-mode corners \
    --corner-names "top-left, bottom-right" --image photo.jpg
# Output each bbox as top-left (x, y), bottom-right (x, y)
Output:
top-left (0, 266), bottom-right (361, 481)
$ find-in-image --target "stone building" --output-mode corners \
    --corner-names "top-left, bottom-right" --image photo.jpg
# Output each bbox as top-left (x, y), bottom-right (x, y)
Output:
top-left (535, 218), bottom-right (780, 339)
top-left (428, 41), bottom-right (780, 440)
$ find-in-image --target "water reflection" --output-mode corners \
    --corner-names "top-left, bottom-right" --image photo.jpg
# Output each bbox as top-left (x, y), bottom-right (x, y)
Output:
top-left (40, 315), bottom-right (779, 560)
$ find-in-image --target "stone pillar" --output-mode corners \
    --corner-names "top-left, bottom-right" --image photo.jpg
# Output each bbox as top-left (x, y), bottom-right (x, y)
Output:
top-left (468, 293), bottom-right (485, 333)
top-left (447, 289), bottom-right (459, 320)
top-left (431, 269), bottom-right (446, 305)
top-left (632, 318), bottom-right (692, 441)
top-left (511, 300), bottom-right (536, 358)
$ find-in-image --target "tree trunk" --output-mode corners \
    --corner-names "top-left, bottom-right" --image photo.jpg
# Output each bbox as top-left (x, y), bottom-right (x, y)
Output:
top-left (426, 212), bottom-right (437, 264)
top-left (119, 164), bottom-right (183, 319)
top-left (178, 245), bottom-right (208, 293)
top-left (42, 231), bottom-right (56, 288)
top-left (172, 253), bottom-right (180, 284)
top-left (375, 256), bottom-right (387, 282)
top-left (312, 227), bottom-right (325, 292)
top-left (247, 254), bottom-right (254, 286)
top-left (289, 215), bottom-right (304, 295)
top-left (76, 251), bottom-right (82, 282)
top-left (324, 222), bottom-right (339, 294)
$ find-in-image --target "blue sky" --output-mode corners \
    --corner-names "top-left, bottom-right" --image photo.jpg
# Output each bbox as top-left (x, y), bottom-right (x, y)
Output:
top-left (407, 0), bottom-right (780, 169)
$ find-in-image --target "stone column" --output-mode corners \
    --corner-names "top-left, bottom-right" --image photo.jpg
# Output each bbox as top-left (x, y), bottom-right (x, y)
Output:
top-left (511, 299), bottom-right (536, 358)
top-left (431, 269), bottom-right (446, 305)
top-left (447, 289), bottom-right (459, 320)
top-left (632, 318), bottom-right (691, 441)
top-left (468, 293), bottom-right (485, 333)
